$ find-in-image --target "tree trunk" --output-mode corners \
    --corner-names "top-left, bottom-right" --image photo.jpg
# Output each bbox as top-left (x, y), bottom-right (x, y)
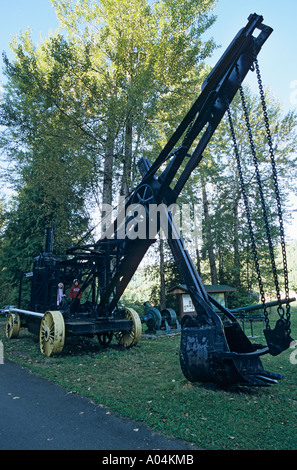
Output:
top-left (159, 236), bottom-right (166, 310)
top-left (120, 115), bottom-right (133, 197)
top-left (196, 246), bottom-right (201, 277)
top-left (233, 188), bottom-right (241, 288)
top-left (202, 178), bottom-right (218, 285)
top-left (192, 199), bottom-right (202, 276)
top-left (103, 127), bottom-right (114, 206)
top-left (101, 127), bottom-right (114, 235)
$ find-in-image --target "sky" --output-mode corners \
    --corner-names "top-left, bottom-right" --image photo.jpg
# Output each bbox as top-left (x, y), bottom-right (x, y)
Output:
top-left (0, 0), bottom-right (296, 239)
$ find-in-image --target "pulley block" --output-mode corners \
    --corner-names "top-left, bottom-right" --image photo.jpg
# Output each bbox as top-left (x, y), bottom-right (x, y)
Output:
top-left (142, 302), bottom-right (162, 333)
top-left (161, 308), bottom-right (178, 327)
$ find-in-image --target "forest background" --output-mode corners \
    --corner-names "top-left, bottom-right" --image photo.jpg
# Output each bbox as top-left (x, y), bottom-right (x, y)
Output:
top-left (0, 0), bottom-right (297, 312)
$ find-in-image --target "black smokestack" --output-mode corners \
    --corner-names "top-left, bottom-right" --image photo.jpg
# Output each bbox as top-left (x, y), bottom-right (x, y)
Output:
top-left (45, 225), bottom-right (54, 253)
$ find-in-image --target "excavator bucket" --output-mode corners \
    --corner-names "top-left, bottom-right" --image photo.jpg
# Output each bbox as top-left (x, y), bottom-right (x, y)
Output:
top-left (264, 318), bottom-right (294, 356)
top-left (180, 315), bottom-right (283, 387)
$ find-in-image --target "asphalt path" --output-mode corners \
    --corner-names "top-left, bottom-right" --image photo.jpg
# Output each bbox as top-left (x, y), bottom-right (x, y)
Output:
top-left (0, 359), bottom-right (194, 451)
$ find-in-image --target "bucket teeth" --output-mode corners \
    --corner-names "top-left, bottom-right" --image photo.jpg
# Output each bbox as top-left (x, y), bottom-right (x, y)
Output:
top-left (242, 370), bottom-right (283, 387)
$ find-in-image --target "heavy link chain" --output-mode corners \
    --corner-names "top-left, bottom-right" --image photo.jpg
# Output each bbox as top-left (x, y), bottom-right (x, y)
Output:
top-left (227, 61), bottom-right (291, 333)
top-left (254, 57), bottom-right (291, 332)
top-left (238, 74), bottom-right (281, 329)
top-left (226, 106), bottom-right (270, 328)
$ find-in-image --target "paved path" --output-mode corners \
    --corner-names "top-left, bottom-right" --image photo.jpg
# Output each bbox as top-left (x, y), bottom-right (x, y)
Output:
top-left (0, 360), bottom-right (194, 450)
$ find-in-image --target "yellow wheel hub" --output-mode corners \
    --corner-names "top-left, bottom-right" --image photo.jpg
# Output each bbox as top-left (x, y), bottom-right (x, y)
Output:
top-left (115, 307), bottom-right (142, 348)
top-left (5, 313), bottom-right (21, 339)
top-left (39, 311), bottom-right (65, 357)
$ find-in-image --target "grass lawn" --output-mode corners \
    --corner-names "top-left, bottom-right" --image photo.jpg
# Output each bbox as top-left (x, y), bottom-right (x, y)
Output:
top-left (1, 307), bottom-right (297, 450)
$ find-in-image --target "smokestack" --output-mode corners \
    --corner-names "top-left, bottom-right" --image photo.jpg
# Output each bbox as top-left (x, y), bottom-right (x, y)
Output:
top-left (45, 226), bottom-right (54, 253)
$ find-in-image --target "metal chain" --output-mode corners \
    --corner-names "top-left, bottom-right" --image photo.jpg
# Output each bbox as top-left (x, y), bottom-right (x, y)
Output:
top-left (235, 64), bottom-right (286, 319)
top-left (254, 57), bottom-right (291, 332)
top-left (226, 106), bottom-right (270, 327)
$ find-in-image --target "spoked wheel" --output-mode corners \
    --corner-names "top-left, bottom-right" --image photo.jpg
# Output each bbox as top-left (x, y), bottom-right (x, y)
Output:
top-left (5, 313), bottom-right (21, 339)
top-left (132, 184), bottom-right (154, 208)
top-left (39, 311), bottom-right (65, 357)
top-left (115, 307), bottom-right (142, 348)
top-left (97, 332), bottom-right (113, 347)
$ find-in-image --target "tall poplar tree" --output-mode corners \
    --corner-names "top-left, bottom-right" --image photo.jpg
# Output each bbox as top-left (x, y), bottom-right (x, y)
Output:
top-left (0, 0), bottom-right (218, 302)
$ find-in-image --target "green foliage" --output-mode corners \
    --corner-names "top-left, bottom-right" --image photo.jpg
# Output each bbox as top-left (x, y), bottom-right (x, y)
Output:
top-left (142, 239), bottom-right (181, 306)
top-left (282, 240), bottom-right (297, 292)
